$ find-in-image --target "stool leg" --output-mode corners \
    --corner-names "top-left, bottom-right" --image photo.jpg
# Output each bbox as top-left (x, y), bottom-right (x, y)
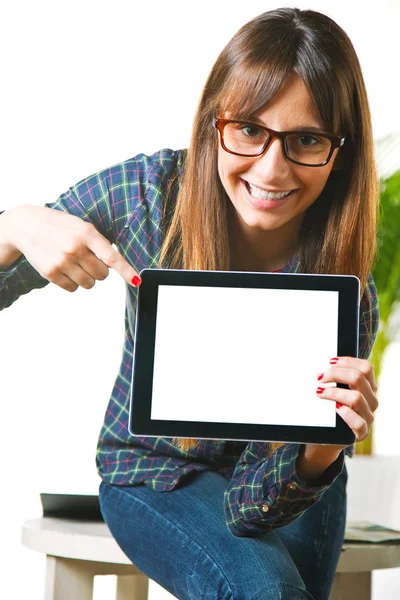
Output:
top-left (45, 556), bottom-right (94, 600)
top-left (329, 572), bottom-right (372, 600)
top-left (116, 574), bottom-right (149, 600)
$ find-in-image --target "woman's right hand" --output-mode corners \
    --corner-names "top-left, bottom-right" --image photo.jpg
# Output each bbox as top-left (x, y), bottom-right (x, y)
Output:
top-left (0, 204), bottom-right (142, 291)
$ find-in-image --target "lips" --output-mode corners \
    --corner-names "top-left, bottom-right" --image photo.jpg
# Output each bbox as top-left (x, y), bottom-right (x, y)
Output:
top-left (243, 180), bottom-right (297, 209)
top-left (247, 182), bottom-right (294, 201)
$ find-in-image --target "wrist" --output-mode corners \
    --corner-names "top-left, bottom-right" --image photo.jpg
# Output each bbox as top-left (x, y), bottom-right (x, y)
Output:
top-left (0, 206), bottom-right (26, 267)
top-left (296, 444), bottom-right (342, 484)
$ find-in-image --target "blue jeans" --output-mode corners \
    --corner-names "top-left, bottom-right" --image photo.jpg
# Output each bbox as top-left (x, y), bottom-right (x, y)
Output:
top-left (99, 465), bottom-right (347, 600)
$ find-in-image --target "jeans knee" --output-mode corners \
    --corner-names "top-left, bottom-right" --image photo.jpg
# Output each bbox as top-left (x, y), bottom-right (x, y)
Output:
top-left (261, 583), bottom-right (314, 600)
top-left (199, 561), bottom-right (314, 600)
top-left (202, 577), bottom-right (314, 600)
top-left (221, 582), bottom-right (314, 600)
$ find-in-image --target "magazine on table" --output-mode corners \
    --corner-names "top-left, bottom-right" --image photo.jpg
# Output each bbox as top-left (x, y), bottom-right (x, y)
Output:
top-left (345, 521), bottom-right (400, 543)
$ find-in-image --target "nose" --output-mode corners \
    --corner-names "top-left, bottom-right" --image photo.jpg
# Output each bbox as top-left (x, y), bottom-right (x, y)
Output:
top-left (256, 137), bottom-right (291, 181)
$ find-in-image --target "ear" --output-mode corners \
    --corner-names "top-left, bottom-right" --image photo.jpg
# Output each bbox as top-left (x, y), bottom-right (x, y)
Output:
top-left (332, 152), bottom-right (344, 171)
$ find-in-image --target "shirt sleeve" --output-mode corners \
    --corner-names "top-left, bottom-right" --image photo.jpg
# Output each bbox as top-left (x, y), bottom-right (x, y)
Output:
top-left (0, 175), bottom-right (118, 310)
top-left (224, 441), bottom-right (344, 537)
top-left (0, 150), bottom-right (178, 311)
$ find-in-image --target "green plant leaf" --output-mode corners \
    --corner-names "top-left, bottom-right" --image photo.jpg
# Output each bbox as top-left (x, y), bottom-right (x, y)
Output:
top-left (357, 166), bottom-right (400, 456)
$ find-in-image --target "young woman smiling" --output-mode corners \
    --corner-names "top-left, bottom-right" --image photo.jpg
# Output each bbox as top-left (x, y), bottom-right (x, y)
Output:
top-left (0, 7), bottom-right (379, 600)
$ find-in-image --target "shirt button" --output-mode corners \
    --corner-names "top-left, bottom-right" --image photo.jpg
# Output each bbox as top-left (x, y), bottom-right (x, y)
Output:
top-left (260, 504), bottom-right (270, 513)
top-left (287, 482), bottom-right (297, 490)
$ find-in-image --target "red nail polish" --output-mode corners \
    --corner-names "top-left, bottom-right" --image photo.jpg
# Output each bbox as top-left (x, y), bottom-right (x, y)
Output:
top-left (330, 358), bottom-right (339, 364)
top-left (316, 387), bottom-right (325, 394)
top-left (132, 275), bottom-right (142, 286)
top-left (317, 373), bottom-right (324, 381)
top-left (336, 402), bottom-right (343, 409)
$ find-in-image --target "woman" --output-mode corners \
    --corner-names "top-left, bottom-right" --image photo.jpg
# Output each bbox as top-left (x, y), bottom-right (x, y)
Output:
top-left (0, 7), bottom-right (379, 600)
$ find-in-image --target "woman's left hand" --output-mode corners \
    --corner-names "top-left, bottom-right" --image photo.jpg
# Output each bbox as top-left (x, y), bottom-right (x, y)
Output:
top-left (296, 357), bottom-right (379, 482)
top-left (316, 356), bottom-right (379, 446)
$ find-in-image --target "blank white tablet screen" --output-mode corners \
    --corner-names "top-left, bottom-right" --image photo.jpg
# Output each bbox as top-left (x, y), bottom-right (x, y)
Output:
top-left (151, 285), bottom-right (338, 427)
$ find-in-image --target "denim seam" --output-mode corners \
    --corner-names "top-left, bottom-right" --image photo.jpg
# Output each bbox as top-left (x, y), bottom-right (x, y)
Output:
top-left (103, 484), bottom-right (236, 600)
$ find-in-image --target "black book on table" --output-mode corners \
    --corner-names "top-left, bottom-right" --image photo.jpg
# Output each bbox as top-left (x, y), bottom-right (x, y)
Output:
top-left (40, 493), bottom-right (104, 521)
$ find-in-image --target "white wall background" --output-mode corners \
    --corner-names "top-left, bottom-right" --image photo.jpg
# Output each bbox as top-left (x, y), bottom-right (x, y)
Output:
top-left (1, 1), bottom-right (399, 599)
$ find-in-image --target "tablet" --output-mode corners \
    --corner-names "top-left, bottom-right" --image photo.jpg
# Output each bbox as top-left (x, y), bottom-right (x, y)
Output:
top-left (129, 269), bottom-right (359, 446)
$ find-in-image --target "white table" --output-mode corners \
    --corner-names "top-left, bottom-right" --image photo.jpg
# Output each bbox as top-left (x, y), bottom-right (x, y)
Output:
top-left (21, 517), bottom-right (400, 600)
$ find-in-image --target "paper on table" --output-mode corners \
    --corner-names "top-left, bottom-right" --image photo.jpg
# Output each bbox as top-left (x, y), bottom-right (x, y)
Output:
top-left (345, 521), bottom-right (400, 543)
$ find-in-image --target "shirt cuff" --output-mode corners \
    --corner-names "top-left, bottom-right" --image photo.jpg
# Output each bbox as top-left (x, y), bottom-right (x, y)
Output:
top-left (261, 443), bottom-right (344, 510)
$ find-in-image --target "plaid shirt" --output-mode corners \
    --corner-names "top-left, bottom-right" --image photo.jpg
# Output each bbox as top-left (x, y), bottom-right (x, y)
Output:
top-left (1, 149), bottom-right (379, 536)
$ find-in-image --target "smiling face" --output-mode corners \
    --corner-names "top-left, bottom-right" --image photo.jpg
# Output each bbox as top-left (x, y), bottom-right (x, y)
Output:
top-left (217, 74), bottom-right (340, 262)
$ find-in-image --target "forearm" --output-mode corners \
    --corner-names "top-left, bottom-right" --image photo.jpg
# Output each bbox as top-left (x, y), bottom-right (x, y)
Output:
top-left (224, 442), bottom-right (344, 537)
top-left (0, 206), bottom-right (51, 310)
top-left (0, 208), bottom-right (23, 268)
top-left (296, 444), bottom-right (342, 484)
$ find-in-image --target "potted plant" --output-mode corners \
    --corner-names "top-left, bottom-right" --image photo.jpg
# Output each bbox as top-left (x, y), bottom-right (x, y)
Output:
top-left (356, 157), bottom-right (400, 455)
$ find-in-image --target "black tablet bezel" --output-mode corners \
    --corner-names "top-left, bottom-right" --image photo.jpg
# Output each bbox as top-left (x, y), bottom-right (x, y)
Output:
top-left (129, 269), bottom-right (358, 446)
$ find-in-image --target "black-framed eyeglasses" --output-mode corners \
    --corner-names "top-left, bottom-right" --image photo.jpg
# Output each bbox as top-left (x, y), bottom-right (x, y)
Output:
top-left (213, 118), bottom-right (345, 167)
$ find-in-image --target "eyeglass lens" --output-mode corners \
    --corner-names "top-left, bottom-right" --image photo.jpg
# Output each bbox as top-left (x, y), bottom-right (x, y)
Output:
top-left (223, 122), bottom-right (332, 165)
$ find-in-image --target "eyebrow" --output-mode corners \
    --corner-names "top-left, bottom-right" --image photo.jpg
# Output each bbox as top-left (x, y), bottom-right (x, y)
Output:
top-left (245, 116), bottom-right (328, 133)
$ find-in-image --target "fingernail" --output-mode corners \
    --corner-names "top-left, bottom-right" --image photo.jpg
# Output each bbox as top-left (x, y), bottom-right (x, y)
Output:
top-left (317, 373), bottom-right (324, 381)
top-left (132, 275), bottom-right (142, 286)
top-left (316, 387), bottom-right (325, 394)
top-left (330, 358), bottom-right (339, 364)
top-left (336, 402), bottom-right (343, 409)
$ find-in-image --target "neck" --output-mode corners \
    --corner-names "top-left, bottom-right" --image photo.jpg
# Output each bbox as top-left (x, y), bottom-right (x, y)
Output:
top-left (229, 211), bottom-right (301, 272)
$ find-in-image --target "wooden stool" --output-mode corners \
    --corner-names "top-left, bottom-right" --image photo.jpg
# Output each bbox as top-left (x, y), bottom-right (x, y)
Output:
top-left (330, 541), bottom-right (400, 599)
top-left (21, 518), bottom-right (148, 600)
top-left (22, 517), bottom-right (400, 600)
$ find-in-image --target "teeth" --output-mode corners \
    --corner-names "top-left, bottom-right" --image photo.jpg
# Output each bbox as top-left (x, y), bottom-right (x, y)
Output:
top-left (248, 183), bottom-right (292, 200)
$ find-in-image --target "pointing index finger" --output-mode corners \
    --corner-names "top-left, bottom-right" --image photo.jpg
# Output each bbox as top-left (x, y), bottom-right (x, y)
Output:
top-left (87, 231), bottom-right (141, 287)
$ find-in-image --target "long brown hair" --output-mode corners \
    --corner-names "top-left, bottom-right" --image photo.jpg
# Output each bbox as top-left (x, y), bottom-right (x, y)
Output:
top-left (159, 8), bottom-right (379, 454)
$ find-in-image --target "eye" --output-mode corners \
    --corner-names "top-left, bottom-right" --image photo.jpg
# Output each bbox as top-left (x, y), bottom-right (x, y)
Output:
top-left (234, 123), bottom-right (264, 139)
top-left (297, 134), bottom-right (322, 147)
top-left (242, 125), bottom-right (262, 138)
